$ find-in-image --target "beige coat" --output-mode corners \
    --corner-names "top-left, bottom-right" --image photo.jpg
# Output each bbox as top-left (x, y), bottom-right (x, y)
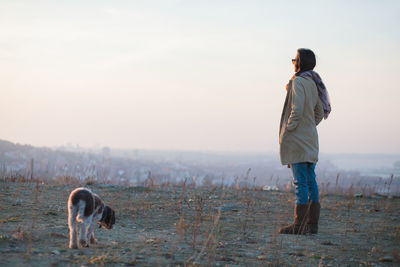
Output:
top-left (279, 76), bottom-right (324, 165)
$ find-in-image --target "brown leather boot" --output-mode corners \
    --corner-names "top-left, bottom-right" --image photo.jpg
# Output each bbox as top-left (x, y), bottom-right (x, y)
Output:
top-left (279, 204), bottom-right (309, 235)
top-left (306, 202), bottom-right (320, 234)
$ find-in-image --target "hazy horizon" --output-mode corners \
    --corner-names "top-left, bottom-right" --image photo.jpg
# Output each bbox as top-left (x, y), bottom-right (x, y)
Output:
top-left (3, 138), bottom-right (400, 159)
top-left (1, 1), bottom-right (399, 154)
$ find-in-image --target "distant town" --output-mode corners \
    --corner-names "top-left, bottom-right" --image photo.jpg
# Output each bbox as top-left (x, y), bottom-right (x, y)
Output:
top-left (0, 139), bottom-right (399, 196)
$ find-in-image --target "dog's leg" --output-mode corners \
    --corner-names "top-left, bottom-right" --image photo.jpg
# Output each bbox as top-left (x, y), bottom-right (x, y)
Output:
top-left (88, 218), bottom-right (98, 244)
top-left (68, 205), bottom-right (78, 249)
top-left (80, 214), bottom-right (94, 247)
top-left (79, 219), bottom-right (89, 247)
top-left (89, 229), bottom-right (98, 245)
top-left (76, 200), bottom-right (89, 247)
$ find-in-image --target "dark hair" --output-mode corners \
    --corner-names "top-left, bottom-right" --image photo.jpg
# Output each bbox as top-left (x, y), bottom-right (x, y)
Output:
top-left (297, 48), bottom-right (316, 73)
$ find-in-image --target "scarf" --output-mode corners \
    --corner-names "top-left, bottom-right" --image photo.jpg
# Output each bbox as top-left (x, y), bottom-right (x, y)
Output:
top-left (296, 70), bottom-right (331, 119)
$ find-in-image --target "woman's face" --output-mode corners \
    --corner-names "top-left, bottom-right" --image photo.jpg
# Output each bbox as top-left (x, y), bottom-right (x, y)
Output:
top-left (293, 52), bottom-right (300, 72)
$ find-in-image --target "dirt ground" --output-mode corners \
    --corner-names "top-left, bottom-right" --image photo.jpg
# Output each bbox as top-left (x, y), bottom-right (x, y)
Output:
top-left (0, 180), bottom-right (399, 266)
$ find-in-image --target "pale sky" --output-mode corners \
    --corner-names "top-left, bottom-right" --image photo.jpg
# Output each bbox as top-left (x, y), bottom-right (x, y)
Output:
top-left (1, 0), bottom-right (399, 154)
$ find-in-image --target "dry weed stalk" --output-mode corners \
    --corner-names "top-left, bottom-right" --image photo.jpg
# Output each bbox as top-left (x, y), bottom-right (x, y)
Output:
top-left (175, 178), bottom-right (187, 215)
top-left (186, 188), bottom-right (225, 265)
top-left (191, 194), bottom-right (204, 249)
top-left (26, 177), bottom-right (40, 259)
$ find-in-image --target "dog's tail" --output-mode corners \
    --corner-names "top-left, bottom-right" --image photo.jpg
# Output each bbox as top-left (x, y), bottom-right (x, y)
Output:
top-left (76, 200), bottom-right (86, 223)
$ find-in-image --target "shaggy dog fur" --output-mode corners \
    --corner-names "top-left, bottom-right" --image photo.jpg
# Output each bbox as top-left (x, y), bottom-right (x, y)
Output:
top-left (68, 187), bottom-right (115, 249)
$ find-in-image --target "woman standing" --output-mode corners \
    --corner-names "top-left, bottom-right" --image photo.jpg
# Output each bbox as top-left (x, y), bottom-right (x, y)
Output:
top-left (279, 48), bottom-right (331, 235)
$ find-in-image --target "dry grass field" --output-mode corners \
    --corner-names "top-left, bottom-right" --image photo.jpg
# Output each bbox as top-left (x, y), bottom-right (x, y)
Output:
top-left (0, 178), bottom-right (399, 266)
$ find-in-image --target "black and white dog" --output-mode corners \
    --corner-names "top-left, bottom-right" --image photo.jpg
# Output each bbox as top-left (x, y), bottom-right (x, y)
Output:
top-left (68, 187), bottom-right (115, 249)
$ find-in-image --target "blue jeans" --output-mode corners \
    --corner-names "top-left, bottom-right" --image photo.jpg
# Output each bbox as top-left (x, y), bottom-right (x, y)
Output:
top-left (290, 162), bottom-right (319, 204)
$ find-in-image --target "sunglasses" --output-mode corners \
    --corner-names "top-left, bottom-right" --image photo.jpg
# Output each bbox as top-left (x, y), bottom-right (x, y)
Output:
top-left (291, 59), bottom-right (297, 64)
